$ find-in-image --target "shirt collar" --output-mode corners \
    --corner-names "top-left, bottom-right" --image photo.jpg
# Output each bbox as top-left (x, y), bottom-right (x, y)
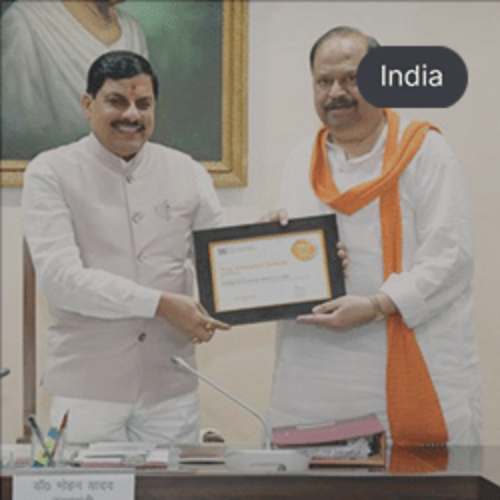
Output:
top-left (87, 133), bottom-right (149, 176)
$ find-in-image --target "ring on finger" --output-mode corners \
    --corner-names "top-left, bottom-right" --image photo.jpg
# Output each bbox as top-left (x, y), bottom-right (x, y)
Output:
top-left (205, 321), bottom-right (215, 333)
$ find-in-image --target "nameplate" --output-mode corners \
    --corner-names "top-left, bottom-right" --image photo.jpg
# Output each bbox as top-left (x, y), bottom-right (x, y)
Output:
top-left (13, 469), bottom-right (135, 500)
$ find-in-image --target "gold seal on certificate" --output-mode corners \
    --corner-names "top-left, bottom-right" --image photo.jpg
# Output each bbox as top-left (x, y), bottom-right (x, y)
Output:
top-left (291, 239), bottom-right (317, 261)
top-left (194, 215), bottom-right (345, 325)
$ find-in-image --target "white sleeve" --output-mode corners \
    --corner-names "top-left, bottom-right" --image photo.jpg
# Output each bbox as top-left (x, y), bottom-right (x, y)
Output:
top-left (380, 132), bottom-right (474, 329)
top-left (22, 160), bottom-right (162, 320)
top-left (121, 11), bottom-right (149, 59)
top-left (135, 22), bottom-right (149, 59)
top-left (192, 162), bottom-right (225, 230)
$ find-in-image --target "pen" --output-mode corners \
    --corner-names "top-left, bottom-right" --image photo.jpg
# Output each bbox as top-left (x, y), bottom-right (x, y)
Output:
top-left (49, 410), bottom-right (69, 463)
top-left (26, 414), bottom-right (54, 466)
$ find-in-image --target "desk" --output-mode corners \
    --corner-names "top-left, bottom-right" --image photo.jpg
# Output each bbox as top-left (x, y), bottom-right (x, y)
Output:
top-left (2, 446), bottom-right (500, 500)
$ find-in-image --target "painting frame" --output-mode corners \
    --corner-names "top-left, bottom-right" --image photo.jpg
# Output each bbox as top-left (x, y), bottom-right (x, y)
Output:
top-left (0, 0), bottom-right (248, 188)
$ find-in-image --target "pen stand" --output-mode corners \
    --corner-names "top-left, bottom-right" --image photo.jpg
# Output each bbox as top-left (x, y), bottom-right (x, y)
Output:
top-left (31, 423), bottom-right (67, 468)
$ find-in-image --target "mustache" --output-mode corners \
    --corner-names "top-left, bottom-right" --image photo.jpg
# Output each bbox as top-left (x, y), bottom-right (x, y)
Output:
top-left (111, 120), bottom-right (145, 131)
top-left (324, 97), bottom-right (357, 111)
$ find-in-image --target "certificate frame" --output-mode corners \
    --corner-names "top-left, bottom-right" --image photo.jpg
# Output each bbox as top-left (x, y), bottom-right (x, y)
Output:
top-left (194, 215), bottom-right (345, 325)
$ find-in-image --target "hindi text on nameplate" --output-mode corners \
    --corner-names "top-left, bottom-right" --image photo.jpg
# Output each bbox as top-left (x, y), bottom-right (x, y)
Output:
top-left (13, 469), bottom-right (135, 500)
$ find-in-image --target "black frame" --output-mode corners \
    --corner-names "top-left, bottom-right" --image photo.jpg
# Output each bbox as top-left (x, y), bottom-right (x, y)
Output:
top-left (194, 215), bottom-right (345, 325)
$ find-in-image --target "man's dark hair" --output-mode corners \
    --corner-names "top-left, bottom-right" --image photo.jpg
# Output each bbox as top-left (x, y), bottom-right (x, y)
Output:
top-left (309, 26), bottom-right (380, 69)
top-left (86, 50), bottom-right (159, 99)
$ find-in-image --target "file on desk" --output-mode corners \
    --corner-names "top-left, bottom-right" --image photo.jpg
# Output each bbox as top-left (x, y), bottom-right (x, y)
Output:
top-left (271, 413), bottom-right (386, 468)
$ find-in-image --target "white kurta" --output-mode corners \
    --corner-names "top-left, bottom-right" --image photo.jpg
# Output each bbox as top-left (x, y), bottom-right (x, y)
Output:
top-left (268, 124), bottom-right (481, 445)
top-left (1, 0), bottom-right (148, 159)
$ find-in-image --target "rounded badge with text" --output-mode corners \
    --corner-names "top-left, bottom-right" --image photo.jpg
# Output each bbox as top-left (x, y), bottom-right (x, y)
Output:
top-left (356, 46), bottom-right (468, 108)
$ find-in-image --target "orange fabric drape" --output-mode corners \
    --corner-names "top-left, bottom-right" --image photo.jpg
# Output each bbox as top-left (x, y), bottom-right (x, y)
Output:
top-left (310, 109), bottom-right (448, 454)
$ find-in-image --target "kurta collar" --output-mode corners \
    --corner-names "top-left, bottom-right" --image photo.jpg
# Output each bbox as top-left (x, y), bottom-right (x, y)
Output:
top-left (326, 123), bottom-right (388, 171)
top-left (87, 133), bottom-right (149, 178)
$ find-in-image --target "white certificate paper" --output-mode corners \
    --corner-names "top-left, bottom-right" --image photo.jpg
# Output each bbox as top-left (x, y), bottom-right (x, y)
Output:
top-left (209, 230), bottom-right (331, 312)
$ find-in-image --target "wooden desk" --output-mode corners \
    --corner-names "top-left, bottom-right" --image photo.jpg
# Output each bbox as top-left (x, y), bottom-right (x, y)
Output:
top-left (2, 447), bottom-right (500, 500)
top-left (138, 472), bottom-right (500, 500)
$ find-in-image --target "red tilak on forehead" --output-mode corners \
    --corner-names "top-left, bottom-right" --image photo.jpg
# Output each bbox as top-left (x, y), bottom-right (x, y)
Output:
top-left (131, 85), bottom-right (137, 91)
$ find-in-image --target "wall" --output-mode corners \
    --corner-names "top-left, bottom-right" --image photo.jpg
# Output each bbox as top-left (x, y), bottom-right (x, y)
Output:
top-left (2, 1), bottom-right (500, 445)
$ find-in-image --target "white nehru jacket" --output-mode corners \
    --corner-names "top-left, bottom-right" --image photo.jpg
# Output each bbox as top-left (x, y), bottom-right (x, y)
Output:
top-left (22, 134), bottom-right (224, 404)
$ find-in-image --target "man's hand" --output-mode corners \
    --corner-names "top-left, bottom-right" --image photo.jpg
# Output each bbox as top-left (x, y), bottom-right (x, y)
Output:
top-left (336, 241), bottom-right (349, 278)
top-left (156, 293), bottom-right (230, 343)
top-left (259, 208), bottom-right (289, 225)
top-left (297, 293), bottom-right (396, 330)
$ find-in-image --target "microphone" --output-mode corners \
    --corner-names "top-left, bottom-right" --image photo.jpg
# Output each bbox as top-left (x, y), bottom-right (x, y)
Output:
top-left (0, 367), bottom-right (11, 379)
top-left (171, 356), bottom-right (309, 472)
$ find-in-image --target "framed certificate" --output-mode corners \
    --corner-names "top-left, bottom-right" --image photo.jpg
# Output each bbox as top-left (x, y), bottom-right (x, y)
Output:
top-left (193, 215), bottom-right (345, 325)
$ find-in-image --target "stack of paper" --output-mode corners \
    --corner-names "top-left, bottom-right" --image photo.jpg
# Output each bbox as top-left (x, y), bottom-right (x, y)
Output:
top-left (73, 442), bottom-right (168, 468)
top-left (177, 444), bottom-right (226, 464)
top-left (72, 442), bottom-right (227, 468)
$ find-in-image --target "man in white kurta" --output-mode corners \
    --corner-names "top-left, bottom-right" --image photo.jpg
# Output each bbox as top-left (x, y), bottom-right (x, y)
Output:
top-left (267, 27), bottom-right (481, 446)
top-left (22, 51), bottom-right (228, 444)
top-left (2, 0), bottom-right (148, 159)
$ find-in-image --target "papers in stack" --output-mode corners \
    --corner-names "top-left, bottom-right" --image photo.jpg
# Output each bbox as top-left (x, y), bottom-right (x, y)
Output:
top-left (177, 444), bottom-right (226, 464)
top-left (1, 444), bottom-right (32, 468)
top-left (72, 442), bottom-right (169, 468)
top-left (72, 442), bottom-right (226, 468)
top-left (271, 413), bottom-right (386, 468)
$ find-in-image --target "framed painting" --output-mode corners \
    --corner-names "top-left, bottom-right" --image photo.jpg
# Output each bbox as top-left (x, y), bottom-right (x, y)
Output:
top-left (0, 0), bottom-right (247, 188)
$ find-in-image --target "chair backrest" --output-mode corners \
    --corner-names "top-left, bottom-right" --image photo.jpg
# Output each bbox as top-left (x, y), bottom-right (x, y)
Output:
top-left (17, 239), bottom-right (37, 443)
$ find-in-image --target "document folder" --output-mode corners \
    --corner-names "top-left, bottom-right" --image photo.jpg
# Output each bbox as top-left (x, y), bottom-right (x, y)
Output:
top-left (272, 413), bottom-right (386, 468)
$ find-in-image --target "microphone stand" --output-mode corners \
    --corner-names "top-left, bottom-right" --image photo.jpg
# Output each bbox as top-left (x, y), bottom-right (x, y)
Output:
top-left (171, 356), bottom-right (309, 472)
top-left (172, 356), bottom-right (272, 449)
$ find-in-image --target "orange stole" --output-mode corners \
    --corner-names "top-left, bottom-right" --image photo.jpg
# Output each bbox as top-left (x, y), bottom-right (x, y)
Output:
top-left (310, 109), bottom-right (448, 448)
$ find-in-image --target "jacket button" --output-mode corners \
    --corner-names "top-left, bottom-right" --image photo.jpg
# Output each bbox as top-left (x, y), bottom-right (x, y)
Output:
top-left (132, 212), bottom-right (143, 223)
top-left (138, 333), bottom-right (147, 342)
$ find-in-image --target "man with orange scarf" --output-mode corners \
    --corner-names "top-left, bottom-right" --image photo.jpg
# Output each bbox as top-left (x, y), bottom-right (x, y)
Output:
top-left (267, 27), bottom-right (481, 448)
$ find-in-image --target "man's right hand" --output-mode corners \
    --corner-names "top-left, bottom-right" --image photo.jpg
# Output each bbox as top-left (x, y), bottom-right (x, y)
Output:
top-left (259, 208), bottom-right (289, 225)
top-left (156, 293), bottom-right (230, 343)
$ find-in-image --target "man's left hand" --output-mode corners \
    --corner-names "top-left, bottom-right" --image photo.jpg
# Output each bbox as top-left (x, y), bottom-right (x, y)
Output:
top-left (297, 294), bottom-right (392, 330)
